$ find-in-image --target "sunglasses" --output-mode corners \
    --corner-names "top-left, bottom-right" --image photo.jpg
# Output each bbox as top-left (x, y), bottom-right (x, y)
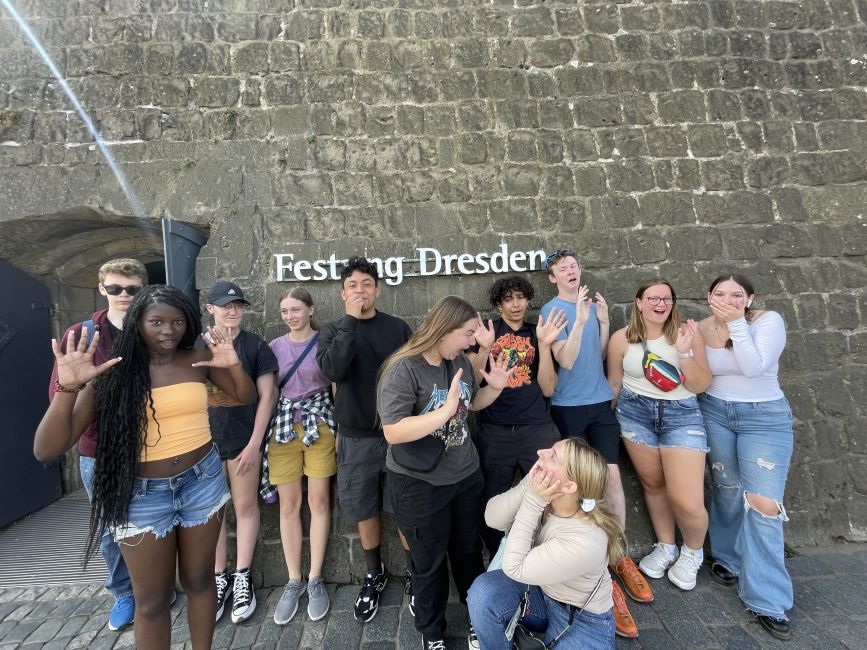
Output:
top-left (103, 284), bottom-right (142, 296)
top-left (544, 248), bottom-right (575, 268)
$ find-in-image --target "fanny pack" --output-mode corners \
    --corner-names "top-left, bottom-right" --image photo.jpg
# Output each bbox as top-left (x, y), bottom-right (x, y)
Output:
top-left (641, 341), bottom-right (684, 392)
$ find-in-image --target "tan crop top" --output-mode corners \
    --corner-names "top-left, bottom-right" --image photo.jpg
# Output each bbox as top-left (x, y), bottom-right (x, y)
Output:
top-left (141, 382), bottom-right (211, 461)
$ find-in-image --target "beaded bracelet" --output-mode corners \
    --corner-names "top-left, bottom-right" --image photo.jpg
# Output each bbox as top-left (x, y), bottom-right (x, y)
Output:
top-left (53, 378), bottom-right (86, 393)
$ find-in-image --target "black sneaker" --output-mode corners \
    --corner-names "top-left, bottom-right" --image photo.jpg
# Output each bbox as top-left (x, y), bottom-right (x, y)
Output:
top-left (231, 567), bottom-right (257, 623)
top-left (404, 570), bottom-right (415, 617)
top-left (354, 563), bottom-right (387, 623)
top-left (749, 610), bottom-right (791, 640)
top-left (422, 638), bottom-right (446, 650)
top-left (710, 562), bottom-right (738, 587)
top-left (215, 570), bottom-right (231, 621)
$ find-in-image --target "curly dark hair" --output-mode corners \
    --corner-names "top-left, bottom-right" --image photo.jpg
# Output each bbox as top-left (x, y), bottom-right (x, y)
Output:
top-left (488, 275), bottom-right (535, 308)
top-left (85, 285), bottom-right (202, 562)
top-left (341, 256), bottom-right (379, 286)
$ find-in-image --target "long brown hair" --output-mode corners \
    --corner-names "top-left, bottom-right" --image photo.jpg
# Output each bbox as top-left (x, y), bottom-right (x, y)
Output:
top-left (379, 296), bottom-right (476, 380)
top-left (625, 278), bottom-right (682, 345)
top-left (561, 438), bottom-right (626, 566)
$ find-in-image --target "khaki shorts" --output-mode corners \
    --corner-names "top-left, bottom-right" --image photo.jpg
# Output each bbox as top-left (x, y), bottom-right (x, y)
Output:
top-left (268, 422), bottom-right (337, 484)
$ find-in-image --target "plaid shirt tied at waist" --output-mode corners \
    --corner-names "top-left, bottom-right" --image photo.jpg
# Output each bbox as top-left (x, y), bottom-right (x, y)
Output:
top-left (272, 390), bottom-right (336, 446)
top-left (259, 389), bottom-right (336, 503)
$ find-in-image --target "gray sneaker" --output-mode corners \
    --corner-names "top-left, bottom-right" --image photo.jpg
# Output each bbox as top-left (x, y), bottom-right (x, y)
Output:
top-left (274, 579), bottom-right (306, 625)
top-left (307, 576), bottom-right (331, 621)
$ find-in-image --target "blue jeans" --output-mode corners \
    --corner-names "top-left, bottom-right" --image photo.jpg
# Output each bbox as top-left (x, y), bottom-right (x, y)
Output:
top-left (699, 393), bottom-right (794, 619)
top-left (616, 387), bottom-right (708, 452)
top-left (79, 455), bottom-right (133, 601)
top-left (468, 570), bottom-right (615, 650)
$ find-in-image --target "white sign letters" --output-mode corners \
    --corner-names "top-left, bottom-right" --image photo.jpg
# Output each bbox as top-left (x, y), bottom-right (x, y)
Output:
top-left (275, 244), bottom-right (546, 286)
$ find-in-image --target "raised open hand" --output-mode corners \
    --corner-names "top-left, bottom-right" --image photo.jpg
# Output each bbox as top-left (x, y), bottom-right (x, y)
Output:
top-left (479, 350), bottom-right (516, 390)
top-left (192, 326), bottom-right (241, 368)
top-left (575, 293), bottom-right (591, 328)
top-left (443, 367), bottom-right (465, 416)
top-left (52, 328), bottom-right (121, 388)
top-left (595, 292), bottom-right (609, 326)
top-left (473, 313), bottom-right (496, 350)
top-left (536, 309), bottom-right (568, 346)
top-left (676, 319), bottom-right (698, 355)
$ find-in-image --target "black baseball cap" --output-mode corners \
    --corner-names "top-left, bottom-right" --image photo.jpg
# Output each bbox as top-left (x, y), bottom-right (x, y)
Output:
top-left (206, 281), bottom-right (250, 306)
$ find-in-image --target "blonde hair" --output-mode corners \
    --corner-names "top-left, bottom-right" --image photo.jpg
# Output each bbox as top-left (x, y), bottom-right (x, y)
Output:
top-left (561, 438), bottom-right (627, 566)
top-left (625, 278), bottom-right (682, 345)
top-left (279, 285), bottom-right (318, 330)
top-left (98, 258), bottom-right (148, 284)
top-left (379, 296), bottom-right (476, 380)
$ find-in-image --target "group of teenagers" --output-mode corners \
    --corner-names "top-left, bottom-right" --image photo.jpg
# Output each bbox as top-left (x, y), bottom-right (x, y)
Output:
top-left (34, 249), bottom-right (796, 649)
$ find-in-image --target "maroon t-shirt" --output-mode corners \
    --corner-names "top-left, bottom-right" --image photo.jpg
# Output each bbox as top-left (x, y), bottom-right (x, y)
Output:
top-left (47, 309), bottom-right (117, 458)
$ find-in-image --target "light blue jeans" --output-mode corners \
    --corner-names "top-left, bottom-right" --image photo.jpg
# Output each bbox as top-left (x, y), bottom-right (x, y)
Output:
top-left (79, 455), bottom-right (133, 601)
top-left (467, 570), bottom-right (615, 650)
top-left (699, 393), bottom-right (794, 619)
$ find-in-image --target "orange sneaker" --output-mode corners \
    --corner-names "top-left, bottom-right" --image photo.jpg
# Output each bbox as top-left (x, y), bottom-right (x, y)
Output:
top-left (613, 556), bottom-right (654, 603)
top-left (611, 581), bottom-right (639, 638)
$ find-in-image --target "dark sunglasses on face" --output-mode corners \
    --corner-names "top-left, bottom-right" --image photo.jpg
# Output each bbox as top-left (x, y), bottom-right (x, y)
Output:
top-left (103, 284), bottom-right (142, 296)
top-left (545, 248), bottom-right (575, 268)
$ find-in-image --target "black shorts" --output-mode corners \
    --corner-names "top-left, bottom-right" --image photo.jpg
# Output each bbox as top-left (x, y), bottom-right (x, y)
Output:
top-left (550, 402), bottom-right (621, 464)
top-left (335, 435), bottom-right (387, 524)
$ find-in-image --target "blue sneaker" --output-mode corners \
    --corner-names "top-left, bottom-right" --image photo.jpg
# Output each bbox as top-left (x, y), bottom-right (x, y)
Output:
top-left (108, 595), bottom-right (135, 631)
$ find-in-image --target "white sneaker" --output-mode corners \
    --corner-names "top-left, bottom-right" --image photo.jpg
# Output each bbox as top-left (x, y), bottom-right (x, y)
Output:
top-left (639, 543), bottom-right (678, 579)
top-left (667, 547), bottom-right (703, 591)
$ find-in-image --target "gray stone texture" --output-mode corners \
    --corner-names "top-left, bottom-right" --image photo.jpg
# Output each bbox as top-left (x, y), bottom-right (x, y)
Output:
top-left (0, 0), bottom-right (865, 583)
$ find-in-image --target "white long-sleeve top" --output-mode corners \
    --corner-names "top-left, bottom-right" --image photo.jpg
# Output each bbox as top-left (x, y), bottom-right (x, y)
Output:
top-left (485, 476), bottom-right (612, 614)
top-left (705, 312), bottom-right (786, 402)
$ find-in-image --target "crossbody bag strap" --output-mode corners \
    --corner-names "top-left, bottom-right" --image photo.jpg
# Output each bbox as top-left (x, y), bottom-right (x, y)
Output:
top-left (547, 571), bottom-right (608, 649)
top-left (278, 333), bottom-right (319, 391)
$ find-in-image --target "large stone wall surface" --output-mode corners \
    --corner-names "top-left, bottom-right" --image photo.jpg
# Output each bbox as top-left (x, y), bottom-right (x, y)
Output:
top-left (2, 0), bottom-right (866, 583)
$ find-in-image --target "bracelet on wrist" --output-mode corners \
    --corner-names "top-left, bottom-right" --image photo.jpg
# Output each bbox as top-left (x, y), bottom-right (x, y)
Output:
top-left (54, 378), bottom-right (86, 393)
top-left (678, 350), bottom-right (694, 359)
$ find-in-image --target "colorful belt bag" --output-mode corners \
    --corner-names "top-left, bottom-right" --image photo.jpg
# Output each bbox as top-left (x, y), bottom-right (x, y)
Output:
top-left (640, 341), bottom-right (684, 392)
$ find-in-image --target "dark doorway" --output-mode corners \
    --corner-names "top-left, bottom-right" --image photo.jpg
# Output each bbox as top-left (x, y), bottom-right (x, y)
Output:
top-left (0, 260), bottom-right (62, 526)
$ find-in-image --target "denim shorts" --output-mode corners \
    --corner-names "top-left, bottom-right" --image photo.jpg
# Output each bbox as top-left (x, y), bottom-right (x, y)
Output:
top-left (113, 444), bottom-right (230, 542)
top-left (615, 387), bottom-right (708, 452)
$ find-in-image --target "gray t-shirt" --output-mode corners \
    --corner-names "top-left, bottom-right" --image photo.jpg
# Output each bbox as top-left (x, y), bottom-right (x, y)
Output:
top-left (378, 354), bottom-right (479, 486)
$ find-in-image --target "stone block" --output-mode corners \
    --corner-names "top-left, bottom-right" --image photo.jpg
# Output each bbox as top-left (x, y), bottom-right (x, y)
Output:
top-left (639, 192), bottom-right (695, 226)
top-left (510, 6), bottom-right (555, 37)
top-left (575, 34), bottom-right (616, 62)
top-left (437, 71), bottom-right (476, 101)
top-left (589, 195), bottom-right (639, 229)
top-left (658, 90), bottom-right (706, 123)
top-left (273, 173), bottom-right (333, 207)
top-left (695, 191), bottom-right (774, 224)
top-left (192, 76), bottom-right (240, 107)
top-left (529, 39), bottom-right (574, 68)
top-left (539, 198), bottom-right (586, 233)
top-left (701, 158), bottom-right (745, 190)
top-left (606, 159), bottom-right (655, 192)
top-left (541, 165), bottom-right (575, 197)
top-left (573, 165), bottom-right (607, 196)
top-left (502, 164), bottom-right (540, 196)
top-left (574, 96), bottom-right (620, 128)
top-left (621, 94), bottom-right (656, 125)
top-left (305, 72), bottom-right (353, 102)
top-left (667, 227), bottom-right (723, 261)
top-left (706, 89), bottom-right (742, 121)
top-left (627, 230), bottom-right (668, 265)
top-left (263, 75), bottom-right (302, 106)
top-left (645, 126), bottom-right (687, 157)
top-left (687, 124), bottom-right (729, 157)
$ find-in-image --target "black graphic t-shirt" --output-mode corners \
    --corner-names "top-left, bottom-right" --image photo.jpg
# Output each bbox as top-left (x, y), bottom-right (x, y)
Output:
top-left (477, 319), bottom-right (552, 426)
top-left (378, 353), bottom-right (479, 486)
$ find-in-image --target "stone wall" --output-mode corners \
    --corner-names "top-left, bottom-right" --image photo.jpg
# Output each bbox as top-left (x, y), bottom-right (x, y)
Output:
top-left (2, 0), bottom-right (865, 584)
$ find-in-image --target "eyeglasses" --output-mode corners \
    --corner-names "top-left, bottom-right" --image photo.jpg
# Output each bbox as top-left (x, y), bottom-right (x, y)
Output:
top-left (644, 296), bottom-right (675, 306)
top-left (544, 248), bottom-right (574, 268)
top-left (103, 284), bottom-right (142, 296)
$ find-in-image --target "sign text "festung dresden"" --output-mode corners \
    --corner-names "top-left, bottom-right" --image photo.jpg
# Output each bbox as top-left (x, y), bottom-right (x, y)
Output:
top-left (275, 244), bottom-right (547, 286)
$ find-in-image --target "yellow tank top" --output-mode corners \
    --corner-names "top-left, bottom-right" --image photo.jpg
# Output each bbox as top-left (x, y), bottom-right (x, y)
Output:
top-left (141, 382), bottom-right (212, 461)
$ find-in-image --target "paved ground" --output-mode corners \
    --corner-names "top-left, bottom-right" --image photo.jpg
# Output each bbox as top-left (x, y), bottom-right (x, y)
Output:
top-left (0, 546), bottom-right (865, 649)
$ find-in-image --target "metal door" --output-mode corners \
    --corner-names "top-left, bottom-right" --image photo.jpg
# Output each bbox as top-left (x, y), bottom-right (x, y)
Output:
top-left (0, 260), bottom-right (61, 526)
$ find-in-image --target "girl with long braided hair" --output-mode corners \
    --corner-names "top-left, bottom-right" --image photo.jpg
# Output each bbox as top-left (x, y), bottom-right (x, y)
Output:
top-left (35, 285), bottom-right (257, 649)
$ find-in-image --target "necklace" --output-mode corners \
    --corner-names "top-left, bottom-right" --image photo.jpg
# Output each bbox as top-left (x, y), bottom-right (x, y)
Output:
top-left (549, 507), bottom-right (581, 519)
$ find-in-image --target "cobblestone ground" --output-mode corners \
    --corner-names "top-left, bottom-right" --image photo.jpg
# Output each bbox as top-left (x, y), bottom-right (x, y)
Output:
top-left (1, 548), bottom-right (865, 649)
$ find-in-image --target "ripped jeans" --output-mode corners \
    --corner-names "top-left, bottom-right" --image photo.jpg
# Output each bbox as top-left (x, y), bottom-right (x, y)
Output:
top-left (699, 393), bottom-right (794, 619)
